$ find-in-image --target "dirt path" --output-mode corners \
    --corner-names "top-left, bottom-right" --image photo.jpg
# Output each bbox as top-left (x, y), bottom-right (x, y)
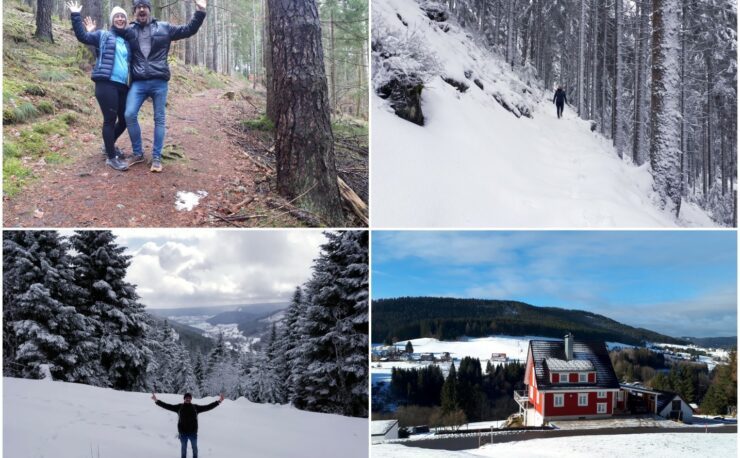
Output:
top-left (3, 82), bottom-right (303, 228)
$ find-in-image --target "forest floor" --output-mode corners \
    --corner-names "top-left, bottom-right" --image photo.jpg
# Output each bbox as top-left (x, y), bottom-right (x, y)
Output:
top-left (3, 2), bottom-right (368, 227)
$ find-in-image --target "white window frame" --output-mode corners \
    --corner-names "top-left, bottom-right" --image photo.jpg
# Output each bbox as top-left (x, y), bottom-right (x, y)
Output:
top-left (579, 373), bottom-right (587, 383)
top-left (562, 373), bottom-right (570, 383)
top-left (597, 402), bottom-right (607, 414)
top-left (554, 394), bottom-right (564, 407)
top-left (597, 391), bottom-right (607, 399)
top-left (618, 391), bottom-right (624, 401)
top-left (578, 393), bottom-right (588, 406)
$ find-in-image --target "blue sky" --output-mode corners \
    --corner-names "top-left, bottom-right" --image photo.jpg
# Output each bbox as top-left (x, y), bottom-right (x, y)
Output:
top-left (372, 231), bottom-right (737, 338)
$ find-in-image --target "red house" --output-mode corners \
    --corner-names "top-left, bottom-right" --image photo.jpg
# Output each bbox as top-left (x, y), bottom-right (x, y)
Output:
top-left (514, 333), bottom-right (620, 426)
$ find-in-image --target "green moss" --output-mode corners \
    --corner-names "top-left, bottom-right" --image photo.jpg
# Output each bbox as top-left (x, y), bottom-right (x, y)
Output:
top-left (3, 157), bottom-right (33, 196)
top-left (161, 144), bottom-right (187, 162)
top-left (36, 100), bottom-right (55, 114)
top-left (16, 130), bottom-right (49, 157)
top-left (60, 112), bottom-right (78, 126)
top-left (4, 142), bottom-right (20, 158)
top-left (32, 118), bottom-right (68, 136)
top-left (45, 152), bottom-right (66, 164)
top-left (241, 114), bottom-right (275, 132)
top-left (331, 118), bottom-right (368, 139)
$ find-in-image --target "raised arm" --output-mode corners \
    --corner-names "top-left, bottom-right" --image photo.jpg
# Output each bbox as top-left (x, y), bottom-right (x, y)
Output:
top-left (169, 0), bottom-right (207, 41)
top-left (67, 2), bottom-right (101, 46)
top-left (195, 394), bottom-right (224, 413)
top-left (153, 394), bottom-right (181, 413)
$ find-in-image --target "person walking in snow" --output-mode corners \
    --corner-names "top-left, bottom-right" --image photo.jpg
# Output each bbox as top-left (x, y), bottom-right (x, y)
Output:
top-left (152, 392), bottom-right (224, 458)
top-left (553, 86), bottom-right (567, 119)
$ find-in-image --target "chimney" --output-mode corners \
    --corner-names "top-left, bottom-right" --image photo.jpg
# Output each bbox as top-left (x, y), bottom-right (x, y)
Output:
top-left (564, 333), bottom-right (573, 361)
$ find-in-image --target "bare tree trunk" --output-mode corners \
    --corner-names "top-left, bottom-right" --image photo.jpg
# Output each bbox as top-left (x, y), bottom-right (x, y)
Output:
top-left (35, 0), bottom-right (54, 42)
top-left (632, 0), bottom-right (643, 164)
top-left (600, 2), bottom-right (607, 135)
top-left (267, 0), bottom-right (344, 225)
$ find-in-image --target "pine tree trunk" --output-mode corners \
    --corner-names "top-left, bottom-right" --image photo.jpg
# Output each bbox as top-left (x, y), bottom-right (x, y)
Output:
top-left (650, 0), bottom-right (683, 215)
top-left (264, 0), bottom-right (276, 121)
top-left (590, 0), bottom-right (598, 120)
top-left (613, 0), bottom-right (625, 157)
top-left (329, 7), bottom-right (337, 113)
top-left (35, 0), bottom-right (54, 42)
top-left (577, 0), bottom-right (586, 116)
top-left (268, 0), bottom-right (344, 225)
top-left (600, 3), bottom-right (607, 135)
top-left (632, 0), bottom-right (643, 164)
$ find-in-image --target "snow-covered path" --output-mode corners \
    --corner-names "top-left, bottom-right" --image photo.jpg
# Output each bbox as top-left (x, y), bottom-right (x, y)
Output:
top-left (371, 0), bottom-right (716, 228)
top-left (3, 377), bottom-right (368, 458)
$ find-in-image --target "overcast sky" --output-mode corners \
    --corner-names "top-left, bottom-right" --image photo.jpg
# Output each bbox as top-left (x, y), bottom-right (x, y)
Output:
top-left (110, 230), bottom-right (326, 309)
top-left (372, 231), bottom-right (737, 338)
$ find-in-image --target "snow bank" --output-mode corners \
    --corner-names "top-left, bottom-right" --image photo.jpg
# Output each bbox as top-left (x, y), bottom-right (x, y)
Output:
top-left (3, 377), bottom-right (368, 458)
top-left (373, 432), bottom-right (737, 457)
top-left (371, 0), bottom-right (718, 228)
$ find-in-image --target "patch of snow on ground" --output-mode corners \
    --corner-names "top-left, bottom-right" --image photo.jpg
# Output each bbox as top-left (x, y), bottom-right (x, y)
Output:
top-left (4, 377), bottom-right (367, 458)
top-left (175, 190), bottom-right (208, 211)
top-left (371, 0), bottom-right (718, 228)
top-left (373, 433), bottom-right (736, 458)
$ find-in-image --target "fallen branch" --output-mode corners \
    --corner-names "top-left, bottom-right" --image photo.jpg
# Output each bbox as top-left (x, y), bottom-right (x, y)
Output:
top-left (337, 177), bottom-right (369, 225)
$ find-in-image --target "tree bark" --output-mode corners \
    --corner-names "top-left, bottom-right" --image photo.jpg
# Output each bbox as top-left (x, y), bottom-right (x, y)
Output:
top-left (650, 0), bottom-right (683, 215)
top-left (34, 0), bottom-right (54, 42)
top-left (267, 0), bottom-right (344, 225)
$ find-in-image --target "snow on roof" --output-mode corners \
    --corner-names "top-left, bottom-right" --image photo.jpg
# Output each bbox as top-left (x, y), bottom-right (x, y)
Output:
top-left (545, 357), bottom-right (595, 371)
top-left (371, 420), bottom-right (399, 436)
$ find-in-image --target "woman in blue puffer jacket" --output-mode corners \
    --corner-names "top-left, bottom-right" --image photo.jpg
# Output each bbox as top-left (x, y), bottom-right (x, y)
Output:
top-left (68, 1), bottom-right (131, 171)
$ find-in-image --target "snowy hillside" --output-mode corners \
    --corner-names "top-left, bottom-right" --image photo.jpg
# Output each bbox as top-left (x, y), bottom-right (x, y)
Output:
top-left (371, 0), bottom-right (717, 228)
top-left (3, 378), bottom-right (368, 458)
top-left (373, 432), bottom-right (736, 457)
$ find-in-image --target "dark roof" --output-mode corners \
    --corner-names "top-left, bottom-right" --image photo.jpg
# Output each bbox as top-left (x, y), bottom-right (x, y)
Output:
top-left (619, 383), bottom-right (688, 413)
top-left (530, 339), bottom-right (620, 390)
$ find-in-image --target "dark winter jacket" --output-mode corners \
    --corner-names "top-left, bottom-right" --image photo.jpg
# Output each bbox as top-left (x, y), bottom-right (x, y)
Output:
top-left (553, 88), bottom-right (567, 105)
top-left (71, 12), bottom-right (130, 84)
top-left (156, 400), bottom-right (220, 434)
top-left (125, 11), bottom-right (206, 81)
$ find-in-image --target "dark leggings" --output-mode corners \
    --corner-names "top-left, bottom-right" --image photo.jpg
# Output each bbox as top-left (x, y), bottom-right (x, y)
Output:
top-left (95, 80), bottom-right (128, 159)
top-left (556, 102), bottom-right (564, 118)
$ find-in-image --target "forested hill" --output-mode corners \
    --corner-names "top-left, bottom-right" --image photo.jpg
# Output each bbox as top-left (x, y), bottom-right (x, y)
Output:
top-left (371, 297), bottom-right (686, 346)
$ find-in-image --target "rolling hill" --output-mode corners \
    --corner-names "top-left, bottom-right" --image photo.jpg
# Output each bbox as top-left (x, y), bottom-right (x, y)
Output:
top-left (372, 297), bottom-right (687, 346)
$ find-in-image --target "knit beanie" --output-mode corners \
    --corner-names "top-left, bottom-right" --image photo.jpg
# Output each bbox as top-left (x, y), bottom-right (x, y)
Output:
top-left (133, 0), bottom-right (152, 10)
top-left (109, 6), bottom-right (127, 25)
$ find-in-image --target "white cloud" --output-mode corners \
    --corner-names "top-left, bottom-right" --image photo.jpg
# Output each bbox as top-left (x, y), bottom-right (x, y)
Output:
top-left (120, 230), bottom-right (327, 309)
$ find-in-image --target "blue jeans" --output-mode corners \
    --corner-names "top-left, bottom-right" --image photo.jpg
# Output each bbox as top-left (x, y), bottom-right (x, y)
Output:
top-left (125, 79), bottom-right (169, 160)
top-left (179, 433), bottom-right (198, 458)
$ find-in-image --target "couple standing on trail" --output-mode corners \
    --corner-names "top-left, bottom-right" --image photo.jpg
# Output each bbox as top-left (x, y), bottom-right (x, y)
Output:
top-left (553, 86), bottom-right (567, 119)
top-left (67, 0), bottom-right (206, 172)
top-left (152, 392), bottom-right (225, 458)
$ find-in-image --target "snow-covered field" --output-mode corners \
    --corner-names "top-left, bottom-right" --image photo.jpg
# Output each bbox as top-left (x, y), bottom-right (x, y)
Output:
top-left (373, 433), bottom-right (737, 457)
top-left (3, 377), bottom-right (368, 458)
top-left (371, 0), bottom-right (717, 228)
top-left (372, 335), bottom-right (539, 385)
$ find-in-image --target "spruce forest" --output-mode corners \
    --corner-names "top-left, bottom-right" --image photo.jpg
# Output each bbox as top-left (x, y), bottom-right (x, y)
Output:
top-left (449, 0), bottom-right (736, 221)
top-left (3, 230), bottom-right (369, 418)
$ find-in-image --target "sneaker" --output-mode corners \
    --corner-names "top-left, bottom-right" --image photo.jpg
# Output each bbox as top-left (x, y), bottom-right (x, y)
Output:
top-left (128, 154), bottom-right (145, 166)
top-left (106, 157), bottom-right (129, 171)
top-left (101, 145), bottom-right (126, 160)
top-left (150, 159), bottom-right (162, 173)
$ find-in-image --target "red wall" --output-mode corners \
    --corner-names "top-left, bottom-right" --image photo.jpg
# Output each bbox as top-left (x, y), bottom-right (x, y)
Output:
top-left (568, 373), bottom-right (578, 383)
top-left (544, 391), bottom-right (613, 417)
top-left (588, 373), bottom-right (595, 383)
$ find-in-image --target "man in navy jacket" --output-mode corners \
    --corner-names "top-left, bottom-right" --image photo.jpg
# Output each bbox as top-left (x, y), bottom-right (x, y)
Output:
top-left (153, 392), bottom-right (224, 458)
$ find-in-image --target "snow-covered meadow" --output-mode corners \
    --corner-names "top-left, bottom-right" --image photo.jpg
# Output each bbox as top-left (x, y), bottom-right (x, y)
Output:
top-left (373, 433), bottom-right (737, 457)
top-left (3, 377), bottom-right (368, 458)
top-left (371, 0), bottom-right (717, 228)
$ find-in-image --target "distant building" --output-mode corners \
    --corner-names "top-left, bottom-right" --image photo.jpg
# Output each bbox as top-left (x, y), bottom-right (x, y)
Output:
top-left (440, 352), bottom-right (452, 362)
top-left (420, 353), bottom-right (436, 362)
top-left (514, 333), bottom-right (620, 426)
top-left (371, 420), bottom-right (399, 443)
top-left (491, 352), bottom-right (507, 362)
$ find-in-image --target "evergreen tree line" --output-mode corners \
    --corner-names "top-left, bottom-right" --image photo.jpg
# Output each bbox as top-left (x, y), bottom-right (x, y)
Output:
top-left (3, 230), bottom-right (369, 419)
top-left (388, 358), bottom-right (525, 424)
top-left (372, 297), bottom-right (684, 346)
top-left (610, 347), bottom-right (738, 415)
top-left (445, 0), bottom-right (737, 225)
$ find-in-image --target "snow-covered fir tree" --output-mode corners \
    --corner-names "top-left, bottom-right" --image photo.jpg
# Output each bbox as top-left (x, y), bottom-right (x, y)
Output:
top-left (69, 231), bottom-right (151, 391)
top-left (146, 320), bottom-right (200, 396)
top-left (2, 231), bottom-right (95, 382)
top-left (283, 287), bottom-right (308, 406)
top-left (202, 334), bottom-right (242, 399)
top-left (293, 231), bottom-right (369, 417)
